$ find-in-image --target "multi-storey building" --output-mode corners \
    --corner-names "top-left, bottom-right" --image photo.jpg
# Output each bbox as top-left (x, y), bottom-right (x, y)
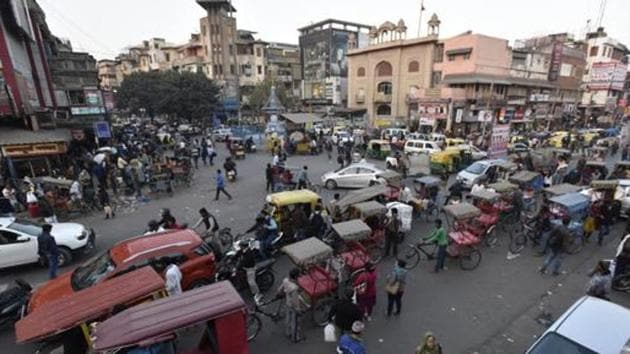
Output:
top-left (97, 59), bottom-right (119, 91)
top-left (266, 42), bottom-right (302, 98)
top-left (235, 30), bottom-right (266, 103)
top-left (299, 19), bottom-right (371, 107)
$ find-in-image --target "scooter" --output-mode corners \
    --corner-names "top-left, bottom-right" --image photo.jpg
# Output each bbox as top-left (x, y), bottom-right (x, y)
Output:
top-left (0, 279), bottom-right (31, 328)
top-left (227, 169), bottom-right (237, 182)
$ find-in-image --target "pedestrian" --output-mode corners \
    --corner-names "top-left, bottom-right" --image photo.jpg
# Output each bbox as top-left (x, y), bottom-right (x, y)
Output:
top-left (425, 219), bottom-right (448, 272)
top-left (539, 217), bottom-right (572, 276)
top-left (37, 224), bottom-right (59, 279)
top-left (164, 262), bottom-right (183, 296)
top-left (337, 154), bottom-right (345, 169)
top-left (277, 268), bottom-right (305, 343)
top-left (191, 141), bottom-right (200, 169)
top-left (585, 260), bottom-right (612, 300)
top-left (201, 139), bottom-right (208, 166)
top-left (415, 332), bottom-right (443, 354)
top-left (353, 262), bottom-right (377, 321)
top-left (98, 186), bottom-right (114, 219)
top-left (214, 169), bottom-right (232, 201)
top-left (237, 240), bottom-right (262, 303)
top-left (296, 165), bottom-right (309, 190)
top-left (385, 259), bottom-right (407, 316)
top-left (337, 321), bottom-right (366, 354)
top-left (384, 208), bottom-right (401, 257)
top-left (265, 163), bottom-right (274, 192)
top-left (329, 289), bottom-right (363, 334)
top-left (208, 143), bottom-right (216, 166)
top-left (622, 144), bottom-right (629, 161)
top-left (262, 214), bottom-right (278, 258)
top-left (444, 180), bottom-right (463, 205)
top-left (325, 140), bottom-right (333, 160)
top-left (308, 205), bottom-right (326, 238)
top-left (596, 197), bottom-right (614, 246)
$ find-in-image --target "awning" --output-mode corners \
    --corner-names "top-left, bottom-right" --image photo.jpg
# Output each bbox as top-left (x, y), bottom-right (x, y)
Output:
top-left (442, 73), bottom-right (511, 86)
top-left (281, 113), bottom-right (324, 124)
top-left (445, 47), bottom-right (473, 56)
top-left (0, 128), bottom-right (71, 146)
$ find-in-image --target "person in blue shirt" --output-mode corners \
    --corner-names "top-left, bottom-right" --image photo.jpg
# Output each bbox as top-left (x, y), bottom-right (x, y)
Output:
top-left (214, 169), bottom-right (232, 201)
top-left (337, 320), bottom-right (366, 354)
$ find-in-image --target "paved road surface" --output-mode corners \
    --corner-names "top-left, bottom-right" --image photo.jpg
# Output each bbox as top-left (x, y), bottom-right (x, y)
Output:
top-left (1, 145), bottom-right (628, 353)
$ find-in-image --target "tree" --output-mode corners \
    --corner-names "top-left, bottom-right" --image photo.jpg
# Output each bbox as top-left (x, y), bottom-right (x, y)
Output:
top-left (247, 78), bottom-right (295, 117)
top-left (116, 71), bottom-right (219, 124)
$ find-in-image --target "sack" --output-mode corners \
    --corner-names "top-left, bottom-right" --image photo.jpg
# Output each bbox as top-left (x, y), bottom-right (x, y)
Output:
top-left (324, 323), bottom-right (337, 342)
top-left (26, 191), bottom-right (37, 204)
top-left (385, 281), bottom-right (400, 295)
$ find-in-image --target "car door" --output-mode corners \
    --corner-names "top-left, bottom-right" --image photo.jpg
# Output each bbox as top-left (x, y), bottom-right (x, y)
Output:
top-left (0, 230), bottom-right (39, 268)
top-left (356, 167), bottom-right (377, 187)
top-left (335, 167), bottom-right (357, 188)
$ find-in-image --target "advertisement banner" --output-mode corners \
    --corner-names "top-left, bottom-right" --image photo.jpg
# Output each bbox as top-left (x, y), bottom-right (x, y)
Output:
top-left (548, 41), bottom-right (563, 81)
top-left (589, 62), bottom-right (627, 90)
top-left (489, 125), bottom-right (510, 158)
top-left (94, 122), bottom-right (111, 139)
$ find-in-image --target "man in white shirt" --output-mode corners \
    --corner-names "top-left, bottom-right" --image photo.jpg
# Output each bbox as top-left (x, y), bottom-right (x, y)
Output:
top-left (164, 263), bottom-right (183, 296)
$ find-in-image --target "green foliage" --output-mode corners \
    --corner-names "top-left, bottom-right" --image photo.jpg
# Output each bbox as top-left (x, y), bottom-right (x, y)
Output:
top-left (247, 79), bottom-right (296, 117)
top-left (116, 71), bottom-right (219, 122)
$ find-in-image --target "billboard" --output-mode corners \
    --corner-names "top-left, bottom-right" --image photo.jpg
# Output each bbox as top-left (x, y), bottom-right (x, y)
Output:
top-left (300, 29), bottom-right (330, 82)
top-left (548, 42), bottom-right (563, 82)
top-left (489, 125), bottom-right (510, 158)
top-left (589, 62), bottom-right (627, 91)
top-left (330, 31), bottom-right (349, 77)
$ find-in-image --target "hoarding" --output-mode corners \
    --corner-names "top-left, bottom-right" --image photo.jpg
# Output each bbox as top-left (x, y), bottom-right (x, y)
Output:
top-left (589, 62), bottom-right (627, 91)
top-left (489, 124), bottom-right (510, 158)
top-left (548, 41), bottom-right (563, 81)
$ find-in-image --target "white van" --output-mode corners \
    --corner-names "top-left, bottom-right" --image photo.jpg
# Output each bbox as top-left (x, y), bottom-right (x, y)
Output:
top-left (382, 128), bottom-right (409, 140)
top-left (430, 133), bottom-right (447, 147)
top-left (404, 140), bottom-right (441, 155)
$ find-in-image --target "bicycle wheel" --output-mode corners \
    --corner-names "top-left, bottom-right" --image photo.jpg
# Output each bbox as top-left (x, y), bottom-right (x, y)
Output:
top-left (402, 245), bottom-right (421, 269)
top-left (246, 312), bottom-right (262, 342)
top-left (367, 243), bottom-right (384, 264)
top-left (459, 246), bottom-right (482, 270)
top-left (509, 231), bottom-right (527, 253)
top-left (312, 297), bottom-right (334, 327)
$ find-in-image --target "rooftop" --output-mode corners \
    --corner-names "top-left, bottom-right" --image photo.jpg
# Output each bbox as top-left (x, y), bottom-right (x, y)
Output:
top-left (196, 0), bottom-right (236, 12)
top-left (0, 128), bottom-right (71, 146)
top-left (299, 18), bottom-right (371, 33)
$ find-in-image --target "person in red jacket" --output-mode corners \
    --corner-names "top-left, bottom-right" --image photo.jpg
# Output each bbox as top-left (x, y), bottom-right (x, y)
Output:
top-left (353, 262), bottom-right (377, 321)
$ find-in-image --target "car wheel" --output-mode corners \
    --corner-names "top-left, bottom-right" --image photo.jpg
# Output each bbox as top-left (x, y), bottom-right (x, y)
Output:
top-left (57, 247), bottom-right (73, 267)
top-left (325, 180), bottom-right (337, 190)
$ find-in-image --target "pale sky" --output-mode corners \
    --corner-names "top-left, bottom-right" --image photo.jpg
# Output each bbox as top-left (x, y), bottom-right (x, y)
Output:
top-left (37, 0), bottom-right (630, 60)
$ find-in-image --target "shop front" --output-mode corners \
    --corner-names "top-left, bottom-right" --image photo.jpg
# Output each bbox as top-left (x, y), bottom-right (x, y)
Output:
top-left (0, 129), bottom-right (71, 180)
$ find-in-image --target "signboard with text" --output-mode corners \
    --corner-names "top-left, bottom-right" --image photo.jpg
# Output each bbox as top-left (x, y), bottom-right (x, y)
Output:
top-left (94, 122), bottom-right (111, 139)
top-left (489, 125), bottom-right (510, 158)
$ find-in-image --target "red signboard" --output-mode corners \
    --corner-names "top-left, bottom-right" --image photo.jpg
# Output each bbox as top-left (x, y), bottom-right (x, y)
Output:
top-left (548, 41), bottom-right (563, 82)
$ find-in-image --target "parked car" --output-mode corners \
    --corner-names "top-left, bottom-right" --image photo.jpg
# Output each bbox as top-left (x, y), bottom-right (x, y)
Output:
top-left (321, 163), bottom-right (384, 189)
top-left (381, 128), bottom-right (409, 140)
top-left (27, 229), bottom-right (215, 313)
top-left (212, 128), bottom-right (232, 142)
top-left (456, 159), bottom-right (503, 188)
top-left (526, 296), bottom-right (630, 354)
top-left (0, 217), bottom-right (95, 270)
top-left (404, 139), bottom-right (441, 155)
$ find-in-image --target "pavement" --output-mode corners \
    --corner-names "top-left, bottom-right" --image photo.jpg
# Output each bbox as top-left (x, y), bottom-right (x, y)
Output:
top-left (1, 143), bottom-right (629, 354)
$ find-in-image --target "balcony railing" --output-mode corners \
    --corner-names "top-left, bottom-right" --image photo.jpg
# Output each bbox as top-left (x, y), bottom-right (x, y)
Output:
top-left (374, 92), bottom-right (392, 103)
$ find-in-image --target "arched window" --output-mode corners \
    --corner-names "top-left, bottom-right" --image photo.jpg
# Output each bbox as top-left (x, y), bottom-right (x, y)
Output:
top-left (377, 104), bottom-right (391, 116)
top-left (377, 82), bottom-right (392, 95)
top-left (408, 60), bottom-right (419, 72)
top-left (375, 61), bottom-right (393, 76)
top-left (357, 67), bottom-right (366, 77)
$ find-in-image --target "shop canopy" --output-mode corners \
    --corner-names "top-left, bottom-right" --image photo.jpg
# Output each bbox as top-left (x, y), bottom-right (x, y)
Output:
top-left (280, 113), bottom-right (324, 125)
top-left (16, 267), bottom-right (164, 344)
top-left (0, 128), bottom-right (71, 146)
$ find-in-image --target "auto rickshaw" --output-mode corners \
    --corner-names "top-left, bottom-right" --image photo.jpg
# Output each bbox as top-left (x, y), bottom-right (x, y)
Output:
top-left (609, 161), bottom-right (630, 179)
top-left (412, 175), bottom-right (441, 219)
top-left (281, 237), bottom-right (338, 326)
top-left (16, 267), bottom-right (165, 354)
top-left (372, 170), bottom-right (403, 200)
top-left (445, 138), bottom-right (466, 147)
top-left (366, 139), bottom-right (392, 160)
top-left (265, 134), bottom-right (282, 153)
top-left (548, 192), bottom-right (590, 254)
top-left (91, 281), bottom-right (249, 354)
top-left (229, 137), bottom-right (246, 159)
top-left (544, 183), bottom-right (583, 197)
top-left (266, 190), bottom-right (320, 234)
top-left (288, 131), bottom-right (311, 155)
top-left (585, 161), bottom-right (609, 184)
top-left (430, 148), bottom-right (472, 176)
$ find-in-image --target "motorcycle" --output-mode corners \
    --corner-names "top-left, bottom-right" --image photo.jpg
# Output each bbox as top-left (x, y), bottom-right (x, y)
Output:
top-left (603, 258), bottom-right (630, 292)
top-left (0, 279), bottom-right (31, 328)
top-left (227, 169), bottom-right (237, 182)
top-left (215, 241), bottom-right (276, 293)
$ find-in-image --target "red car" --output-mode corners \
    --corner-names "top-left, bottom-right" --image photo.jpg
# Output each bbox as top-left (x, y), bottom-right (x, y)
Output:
top-left (28, 229), bottom-right (216, 312)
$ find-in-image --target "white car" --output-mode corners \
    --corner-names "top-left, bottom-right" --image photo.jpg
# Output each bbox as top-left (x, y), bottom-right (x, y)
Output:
top-left (212, 128), bottom-right (232, 142)
top-left (526, 296), bottom-right (630, 354)
top-left (454, 144), bottom-right (488, 161)
top-left (430, 133), bottom-right (447, 147)
top-left (332, 132), bottom-right (354, 146)
top-left (404, 139), bottom-right (441, 155)
top-left (456, 159), bottom-right (503, 188)
top-left (0, 217), bottom-right (95, 269)
top-left (322, 163), bottom-right (384, 189)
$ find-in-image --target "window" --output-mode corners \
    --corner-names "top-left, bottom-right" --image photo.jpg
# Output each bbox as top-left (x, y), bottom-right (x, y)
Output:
top-left (431, 71), bottom-right (442, 88)
top-left (154, 43), bottom-right (159, 49)
top-left (375, 61), bottom-right (393, 76)
top-left (357, 67), bottom-right (366, 77)
top-left (463, 53), bottom-right (471, 60)
top-left (0, 230), bottom-right (23, 244)
top-left (257, 65), bottom-right (262, 75)
top-left (589, 46), bottom-right (599, 57)
top-left (165, 53), bottom-right (170, 62)
top-left (377, 82), bottom-right (392, 95)
top-left (219, 65), bottom-right (223, 75)
top-left (68, 90), bottom-right (86, 105)
top-left (376, 104), bottom-right (391, 116)
top-left (528, 333), bottom-right (596, 354)
top-left (256, 47), bottom-right (262, 57)
top-left (229, 44), bottom-right (234, 55)
top-left (408, 60), bottom-right (419, 73)
top-left (434, 44), bottom-right (444, 63)
top-left (447, 54), bottom-right (455, 61)
top-left (230, 65), bottom-right (235, 75)
top-left (213, 65), bottom-right (218, 75)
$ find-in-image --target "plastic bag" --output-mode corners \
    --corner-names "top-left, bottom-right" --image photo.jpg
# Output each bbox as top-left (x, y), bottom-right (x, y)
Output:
top-left (26, 191), bottom-right (37, 204)
top-left (324, 323), bottom-right (337, 342)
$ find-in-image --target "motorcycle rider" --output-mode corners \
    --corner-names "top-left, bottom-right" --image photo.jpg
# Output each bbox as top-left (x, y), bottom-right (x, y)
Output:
top-left (158, 208), bottom-right (178, 229)
top-left (145, 220), bottom-right (165, 234)
top-left (237, 240), bottom-right (262, 303)
top-left (245, 136), bottom-right (255, 152)
top-left (262, 214), bottom-right (278, 258)
top-left (224, 157), bottom-right (237, 181)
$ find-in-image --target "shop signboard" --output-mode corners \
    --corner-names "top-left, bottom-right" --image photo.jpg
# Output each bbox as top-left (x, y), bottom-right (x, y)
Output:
top-left (94, 121), bottom-right (111, 139)
top-left (489, 124), bottom-right (510, 158)
top-left (71, 106), bottom-right (106, 115)
top-left (589, 62), bottom-right (627, 91)
top-left (548, 41), bottom-right (563, 81)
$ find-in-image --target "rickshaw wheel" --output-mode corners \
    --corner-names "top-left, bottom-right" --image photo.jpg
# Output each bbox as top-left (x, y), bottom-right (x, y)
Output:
top-left (509, 232), bottom-right (527, 253)
top-left (312, 297), bottom-right (334, 327)
top-left (402, 246), bottom-right (421, 270)
top-left (246, 312), bottom-right (262, 341)
top-left (458, 247), bottom-right (481, 270)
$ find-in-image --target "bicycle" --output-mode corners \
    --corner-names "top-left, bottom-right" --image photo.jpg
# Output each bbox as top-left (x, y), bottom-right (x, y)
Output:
top-left (246, 295), bottom-right (285, 341)
top-left (402, 240), bottom-right (482, 271)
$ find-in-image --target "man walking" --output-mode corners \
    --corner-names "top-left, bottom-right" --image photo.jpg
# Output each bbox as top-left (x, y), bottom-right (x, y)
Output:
top-left (424, 219), bottom-right (447, 273)
top-left (214, 169), bottom-right (232, 201)
top-left (384, 208), bottom-right (401, 257)
top-left (385, 260), bottom-right (407, 316)
top-left (296, 165), bottom-right (309, 190)
top-left (277, 268), bottom-right (305, 343)
top-left (265, 163), bottom-right (274, 192)
top-left (37, 224), bottom-right (59, 279)
top-left (539, 217), bottom-right (572, 276)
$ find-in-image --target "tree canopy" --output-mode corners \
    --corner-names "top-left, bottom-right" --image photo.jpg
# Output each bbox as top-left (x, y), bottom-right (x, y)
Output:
top-left (246, 79), bottom-right (297, 117)
top-left (116, 71), bottom-right (219, 122)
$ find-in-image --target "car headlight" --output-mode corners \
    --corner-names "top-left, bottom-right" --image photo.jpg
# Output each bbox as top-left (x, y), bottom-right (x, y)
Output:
top-left (77, 229), bottom-right (88, 240)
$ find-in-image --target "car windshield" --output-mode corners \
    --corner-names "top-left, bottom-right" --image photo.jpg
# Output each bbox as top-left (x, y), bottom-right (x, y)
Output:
top-left (528, 332), bottom-right (596, 354)
top-left (9, 219), bottom-right (42, 236)
top-left (71, 251), bottom-right (117, 291)
top-left (465, 162), bottom-right (487, 175)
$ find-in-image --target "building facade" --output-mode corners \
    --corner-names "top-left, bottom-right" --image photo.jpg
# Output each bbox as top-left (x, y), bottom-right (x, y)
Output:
top-left (266, 42), bottom-right (302, 98)
top-left (299, 19), bottom-right (371, 107)
top-left (235, 30), bottom-right (266, 103)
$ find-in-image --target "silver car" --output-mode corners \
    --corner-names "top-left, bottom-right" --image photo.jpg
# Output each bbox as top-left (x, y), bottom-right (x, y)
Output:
top-left (321, 163), bottom-right (384, 189)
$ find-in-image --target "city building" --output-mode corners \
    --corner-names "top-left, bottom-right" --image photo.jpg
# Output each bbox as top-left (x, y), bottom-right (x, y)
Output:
top-left (347, 18), bottom-right (440, 128)
top-left (580, 27), bottom-right (629, 120)
top-left (266, 42), bottom-right (302, 98)
top-left (97, 59), bottom-right (120, 91)
top-left (236, 30), bottom-right (266, 103)
top-left (299, 19), bottom-right (371, 108)
top-left (170, 33), bottom-right (206, 74)
top-left (197, 0), bottom-right (239, 112)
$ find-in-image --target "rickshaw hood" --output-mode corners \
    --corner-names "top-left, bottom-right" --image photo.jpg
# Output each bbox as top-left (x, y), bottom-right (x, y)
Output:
top-left (27, 272), bottom-right (74, 313)
top-left (268, 190), bottom-right (319, 206)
